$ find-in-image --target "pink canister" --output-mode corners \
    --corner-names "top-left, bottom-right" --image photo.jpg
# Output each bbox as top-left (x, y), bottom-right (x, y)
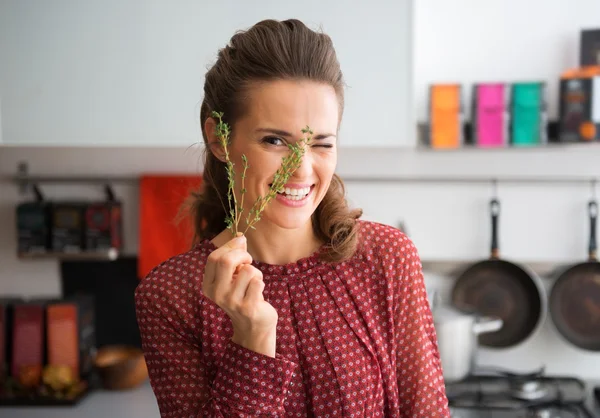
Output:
top-left (474, 84), bottom-right (508, 147)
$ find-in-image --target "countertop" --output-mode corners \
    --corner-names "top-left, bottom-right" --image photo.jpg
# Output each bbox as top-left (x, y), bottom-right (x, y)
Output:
top-left (0, 381), bottom-right (160, 418)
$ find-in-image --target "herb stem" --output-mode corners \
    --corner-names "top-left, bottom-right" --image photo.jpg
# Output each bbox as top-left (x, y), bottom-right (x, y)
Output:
top-left (211, 110), bottom-right (313, 237)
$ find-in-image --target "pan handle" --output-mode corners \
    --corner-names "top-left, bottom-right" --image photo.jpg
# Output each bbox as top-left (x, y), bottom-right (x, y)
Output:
top-left (473, 316), bottom-right (503, 335)
top-left (589, 200), bottom-right (598, 261)
top-left (490, 198), bottom-right (500, 259)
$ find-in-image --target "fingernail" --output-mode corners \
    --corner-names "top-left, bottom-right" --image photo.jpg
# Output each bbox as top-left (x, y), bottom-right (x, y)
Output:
top-left (234, 235), bottom-right (246, 245)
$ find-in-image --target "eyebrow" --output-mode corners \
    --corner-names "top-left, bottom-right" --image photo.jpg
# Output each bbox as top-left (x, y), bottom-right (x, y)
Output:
top-left (255, 127), bottom-right (336, 140)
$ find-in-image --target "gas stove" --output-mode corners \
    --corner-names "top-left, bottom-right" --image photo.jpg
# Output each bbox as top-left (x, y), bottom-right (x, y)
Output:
top-left (446, 367), bottom-right (600, 418)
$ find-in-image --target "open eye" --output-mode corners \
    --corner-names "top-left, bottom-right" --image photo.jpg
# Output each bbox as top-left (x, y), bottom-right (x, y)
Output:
top-left (262, 136), bottom-right (285, 146)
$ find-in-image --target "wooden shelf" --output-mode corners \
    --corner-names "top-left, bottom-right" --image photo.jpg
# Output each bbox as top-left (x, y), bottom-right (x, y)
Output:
top-left (421, 259), bottom-right (571, 278)
top-left (17, 248), bottom-right (119, 261)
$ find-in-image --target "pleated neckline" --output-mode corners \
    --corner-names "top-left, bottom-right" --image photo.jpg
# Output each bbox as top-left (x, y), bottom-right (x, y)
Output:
top-left (196, 238), bottom-right (328, 278)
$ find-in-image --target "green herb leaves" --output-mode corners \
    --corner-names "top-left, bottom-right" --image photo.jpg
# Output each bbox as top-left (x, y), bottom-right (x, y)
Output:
top-left (212, 111), bottom-right (313, 236)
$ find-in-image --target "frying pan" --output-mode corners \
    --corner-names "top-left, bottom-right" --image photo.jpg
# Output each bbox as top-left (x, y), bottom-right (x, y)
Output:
top-left (549, 199), bottom-right (600, 351)
top-left (451, 198), bottom-right (546, 348)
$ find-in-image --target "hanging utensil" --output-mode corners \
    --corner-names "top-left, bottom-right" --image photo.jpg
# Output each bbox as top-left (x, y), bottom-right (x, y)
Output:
top-left (549, 198), bottom-right (600, 351)
top-left (451, 197), bottom-right (546, 348)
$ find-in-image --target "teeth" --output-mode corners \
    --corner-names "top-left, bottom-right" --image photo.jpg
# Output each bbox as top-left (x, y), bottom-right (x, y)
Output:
top-left (279, 186), bottom-right (311, 199)
top-left (285, 194), bottom-right (304, 201)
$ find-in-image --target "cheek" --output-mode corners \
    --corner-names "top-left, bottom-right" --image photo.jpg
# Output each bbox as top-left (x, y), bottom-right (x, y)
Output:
top-left (230, 146), bottom-right (260, 173)
top-left (240, 150), bottom-right (280, 184)
top-left (317, 155), bottom-right (337, 183)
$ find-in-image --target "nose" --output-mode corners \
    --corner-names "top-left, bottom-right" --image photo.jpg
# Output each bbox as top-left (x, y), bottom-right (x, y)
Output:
top-left (289, 144), bottom-right (313, 180)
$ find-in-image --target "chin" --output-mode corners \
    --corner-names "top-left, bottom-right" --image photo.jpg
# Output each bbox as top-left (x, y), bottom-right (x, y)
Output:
top-left (255, 196), bottom-right (318, 231)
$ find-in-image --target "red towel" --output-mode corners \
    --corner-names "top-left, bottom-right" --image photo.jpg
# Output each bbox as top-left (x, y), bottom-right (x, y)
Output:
top-left (138, 175), bottom-right (202, 279)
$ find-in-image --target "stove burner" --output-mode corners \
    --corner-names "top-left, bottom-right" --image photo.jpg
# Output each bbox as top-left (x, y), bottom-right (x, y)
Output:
top-left (511, 380), bottom-right (548, 401)
top-left (445, 369), bottom-right (593, 417)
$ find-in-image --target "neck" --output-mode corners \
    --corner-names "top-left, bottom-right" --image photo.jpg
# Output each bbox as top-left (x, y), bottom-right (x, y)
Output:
top-left (211, 220), bottom-right (323, 265)
top-left (247, 221), bottom-right (322, 265)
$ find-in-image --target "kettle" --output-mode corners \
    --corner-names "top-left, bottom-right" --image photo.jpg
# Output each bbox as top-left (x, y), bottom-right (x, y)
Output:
top-left (431, 291), bottom-right (503, 383)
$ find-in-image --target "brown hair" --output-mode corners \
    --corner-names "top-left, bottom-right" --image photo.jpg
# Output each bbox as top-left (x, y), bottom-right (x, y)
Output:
top-left (186, 18), bottom-right (362, 262)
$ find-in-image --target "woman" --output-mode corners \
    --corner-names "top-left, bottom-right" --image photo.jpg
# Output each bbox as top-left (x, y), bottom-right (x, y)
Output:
top-left (135, 18), bottom-right (450, 417)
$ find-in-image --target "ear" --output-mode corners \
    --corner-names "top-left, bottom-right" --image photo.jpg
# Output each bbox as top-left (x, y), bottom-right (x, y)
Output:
top-left (204, 116), bottom-right (227, 163)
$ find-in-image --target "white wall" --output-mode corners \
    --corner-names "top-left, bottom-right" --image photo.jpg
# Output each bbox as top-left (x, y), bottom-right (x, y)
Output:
top-left (0, 0), bottom-right (412, 148)
top-left (2, 0), bottom-right (600, 380)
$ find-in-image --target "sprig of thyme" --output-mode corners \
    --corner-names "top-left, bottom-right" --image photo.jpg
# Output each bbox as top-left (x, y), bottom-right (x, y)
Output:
top-left (212, 111), bottom-right (241, 233)
top-left (243, 127), bottom-right (312, 234)
top-left (211, 111), bottom-right (312, 236)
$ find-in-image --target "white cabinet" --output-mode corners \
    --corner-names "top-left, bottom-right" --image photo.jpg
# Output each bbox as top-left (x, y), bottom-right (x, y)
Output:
top-left (0, 0), bottom-right (414, 148)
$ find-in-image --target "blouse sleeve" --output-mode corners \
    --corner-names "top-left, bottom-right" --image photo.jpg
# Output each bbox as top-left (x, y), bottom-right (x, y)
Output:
top-left (394, 237), bottom-right (451, 417)
top-left (135, 284), bottom-right (297, 417)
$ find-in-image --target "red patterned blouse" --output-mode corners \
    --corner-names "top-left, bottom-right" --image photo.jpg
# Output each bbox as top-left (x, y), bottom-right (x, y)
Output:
top-left (135, 220), bottom-right (450, 417)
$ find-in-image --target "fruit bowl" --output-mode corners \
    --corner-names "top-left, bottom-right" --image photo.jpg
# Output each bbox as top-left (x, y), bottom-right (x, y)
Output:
top-left (93, 345), bottom-right (148, 390)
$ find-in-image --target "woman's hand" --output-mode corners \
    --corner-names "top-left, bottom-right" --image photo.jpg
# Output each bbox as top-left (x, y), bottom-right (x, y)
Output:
top-left (202, 234), bottom-right (278, 358)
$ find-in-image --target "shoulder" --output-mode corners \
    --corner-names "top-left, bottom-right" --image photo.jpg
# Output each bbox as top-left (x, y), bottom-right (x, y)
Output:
top-left (355, 219), bottom-right (420, 267)
top-left (355, 221), bottom-right (429, 317)
top-left (136, 245), bottom-right (207, 299)
top-left (134, 241), bottom-right (213, 321)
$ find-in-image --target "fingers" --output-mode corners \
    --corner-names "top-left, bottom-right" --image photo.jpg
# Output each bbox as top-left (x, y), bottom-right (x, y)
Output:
top-left (204, 235), bottom-right (247, 280)
top-left (213, 265), bottom-right (264, 317)
top-left (244, 275), bottom-right (266, 305)
top-left (208, 248), bottom-right (252, 292)
top-left (203, 235), bottom-right (251, 297)
top-left (229, 264), bottom-right (258, 303)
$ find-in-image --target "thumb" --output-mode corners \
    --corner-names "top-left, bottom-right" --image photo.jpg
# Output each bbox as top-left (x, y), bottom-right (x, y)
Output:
top-left (225, 233), bottom-right (247, 251)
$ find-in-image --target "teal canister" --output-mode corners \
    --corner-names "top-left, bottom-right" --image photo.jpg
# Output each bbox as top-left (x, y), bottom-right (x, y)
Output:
top-left (511, 82), bottom-right (547, 146)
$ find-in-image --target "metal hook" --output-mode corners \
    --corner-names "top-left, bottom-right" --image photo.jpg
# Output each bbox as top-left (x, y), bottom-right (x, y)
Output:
top-left (32, 184), bottom-right (44, 202)
top-left (104, 184), bottom-right (116, 202)
top-left (17, 161), bottom-right (29, 195)
top-left (491, 178), bottom-right (498, 199)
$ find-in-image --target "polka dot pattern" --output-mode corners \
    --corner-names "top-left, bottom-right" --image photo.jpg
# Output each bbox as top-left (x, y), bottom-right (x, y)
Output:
top-left (135, 220), bottom-right (450, 417)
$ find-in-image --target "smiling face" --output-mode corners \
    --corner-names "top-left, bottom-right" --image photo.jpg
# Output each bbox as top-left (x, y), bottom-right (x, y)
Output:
top-left (209, 79), bottom-right (340, 232)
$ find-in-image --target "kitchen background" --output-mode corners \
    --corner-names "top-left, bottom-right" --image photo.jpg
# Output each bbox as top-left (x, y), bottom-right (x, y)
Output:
top-left (2, 0), bottom-right (600, 415)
